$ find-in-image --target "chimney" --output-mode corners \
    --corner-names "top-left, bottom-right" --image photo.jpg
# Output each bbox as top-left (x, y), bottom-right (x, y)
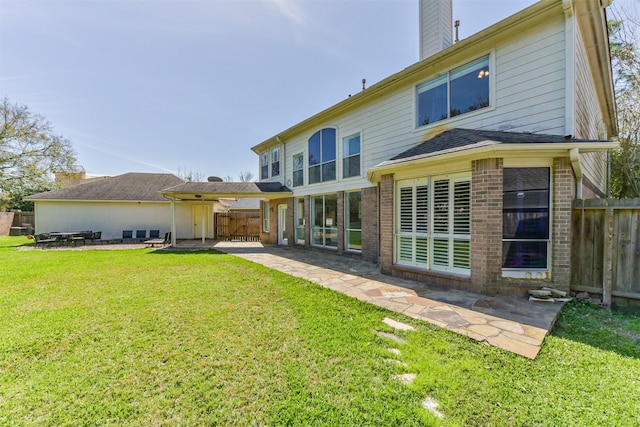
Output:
top-left (419, 0), bottom-right (453, 60)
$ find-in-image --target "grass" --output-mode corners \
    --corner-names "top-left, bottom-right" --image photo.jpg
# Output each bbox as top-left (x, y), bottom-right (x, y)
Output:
top-left (1, 236), bottom-right (639, 426)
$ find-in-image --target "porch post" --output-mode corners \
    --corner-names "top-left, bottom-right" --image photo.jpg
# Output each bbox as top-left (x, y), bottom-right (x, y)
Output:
top-left (201, 198), bottom-right (205, 244)
top-left (171, 197), bottom-right (177, 247)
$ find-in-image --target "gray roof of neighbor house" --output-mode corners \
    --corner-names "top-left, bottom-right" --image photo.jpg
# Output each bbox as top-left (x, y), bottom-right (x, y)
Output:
top-left (160, 181), bottom-right (292, 201)
top-left (388, 128), bottom-right (611, 162)
top-left (25, 173), bottom-right (185, 202)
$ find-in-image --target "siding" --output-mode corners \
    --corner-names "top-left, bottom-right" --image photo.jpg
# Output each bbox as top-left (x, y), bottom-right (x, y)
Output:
top-left (574, 22), bottom-right (609, 195)
top-left (35, 201), bottom-right (173, 240)
top-left (279, 15), bottom-right (569, 196)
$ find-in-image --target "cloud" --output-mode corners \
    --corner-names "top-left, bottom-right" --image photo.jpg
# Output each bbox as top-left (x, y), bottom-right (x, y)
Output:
top-left (269, 0), bottom-right (308, 27)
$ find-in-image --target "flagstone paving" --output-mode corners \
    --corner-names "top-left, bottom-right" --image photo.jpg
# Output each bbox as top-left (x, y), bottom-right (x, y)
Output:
top-left (206, 242), bottom-right (565, 359)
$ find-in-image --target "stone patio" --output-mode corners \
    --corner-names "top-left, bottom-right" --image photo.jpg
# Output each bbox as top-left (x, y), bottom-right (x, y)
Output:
top-left (211, 241), bottom-right (565, 359)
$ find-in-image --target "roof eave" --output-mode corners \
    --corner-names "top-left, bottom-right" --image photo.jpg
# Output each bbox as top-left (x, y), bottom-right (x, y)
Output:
top-left (367, 140), bottom-right (618, 183)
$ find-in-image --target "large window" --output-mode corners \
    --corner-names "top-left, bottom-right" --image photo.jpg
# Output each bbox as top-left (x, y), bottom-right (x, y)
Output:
top-left (345, 191), bottom-right (362, 251)
top-left (342, 134), bottom-right (361, 178)
top-left (311, 194), bottom-right (337, 248)
top-left (502, 168), bottom-right (550, 271)
top-left (308, 128), bottom-right (336, 184)
top-left (396, 175), bottom-right (471, 274)
top-left (293, 153), bottom-right (304, 187)
top-left (417, 56), bottom-right (490, 127)
top-left (271, 147), bottom-right (280, 177)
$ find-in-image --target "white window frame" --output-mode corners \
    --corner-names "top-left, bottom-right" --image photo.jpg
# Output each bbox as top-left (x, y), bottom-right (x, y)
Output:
top-left (344, 190), bottom-right (362, 252)
top-left (395, 174), bottom-right (471, 275)
top-left (271, 147), bottom-right (280, 177)
top-left (260, 152), bottom-right (269, 180)
top-left (342, 133), bottom-right (361, 179)
top-left (292, 152), bottom-right (304, 187)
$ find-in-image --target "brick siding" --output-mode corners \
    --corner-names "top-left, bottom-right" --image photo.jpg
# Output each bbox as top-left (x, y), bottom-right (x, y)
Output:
top-left (361, 186), bottom-right (379, 263)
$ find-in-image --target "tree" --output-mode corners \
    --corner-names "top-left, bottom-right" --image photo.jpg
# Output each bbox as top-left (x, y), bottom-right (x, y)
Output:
top-left (609, 6), bottom-right (640, 198)
top-left (223, 171), bottom-right (255, 182)
top-left (177, 167), bottom-right (205, 182)
top-left (0, 98), bottom-right (77, 210)
top-left (238, 170), bottom-right (254, 182)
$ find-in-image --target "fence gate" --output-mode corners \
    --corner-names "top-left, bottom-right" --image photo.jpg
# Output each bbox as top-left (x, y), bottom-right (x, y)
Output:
top-left (571, 198), bottom-right (640, 310)
top-left (214, 211), bottom-right (261, 242)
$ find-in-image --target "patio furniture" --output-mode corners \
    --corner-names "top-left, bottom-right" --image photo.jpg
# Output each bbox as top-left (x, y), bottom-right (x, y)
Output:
top-left (34, 233), bottom-right (57, 248)
top-left (145, 232), bottom-right (171, 248)
top-left (89, 231), bottom-right (102, 244)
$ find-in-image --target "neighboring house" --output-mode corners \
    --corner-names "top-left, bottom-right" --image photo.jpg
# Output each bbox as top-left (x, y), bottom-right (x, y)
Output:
top-left (26, 173), bottom-right (186, 240)
top-left (249, 0), bottom-right (618, 295)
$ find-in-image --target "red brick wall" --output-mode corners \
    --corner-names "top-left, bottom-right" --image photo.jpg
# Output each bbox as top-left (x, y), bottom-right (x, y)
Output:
top-left (362, 186), bottom-right (379, 263)
top-left (471, 158), bottom-right (504, 295)
top-left (551, 157), bottom-right (575, 291)
top-left (380, 174), bottom-right (395, 274)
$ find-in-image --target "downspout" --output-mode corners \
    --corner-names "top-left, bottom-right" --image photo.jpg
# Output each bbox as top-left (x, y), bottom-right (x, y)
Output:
top-left (570, 147), bottom-right (582, 199)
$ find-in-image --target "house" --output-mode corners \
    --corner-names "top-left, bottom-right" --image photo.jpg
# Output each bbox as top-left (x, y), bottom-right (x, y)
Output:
top-left (248, 0), bottom-right (618, 295)
top-left (26, 173), bottom-right (186, 240)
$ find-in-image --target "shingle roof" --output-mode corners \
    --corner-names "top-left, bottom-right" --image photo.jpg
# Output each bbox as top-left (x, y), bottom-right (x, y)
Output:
top-left (388, 128), bottom-right (606, 163)
top-left (160, 181), bottom-right (291, 195)
top-left (25, 173), bottom-right (185, 201)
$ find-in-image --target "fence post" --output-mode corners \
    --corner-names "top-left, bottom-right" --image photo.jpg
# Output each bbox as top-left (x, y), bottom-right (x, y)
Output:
top-left (602, 206), bottom-right (614, 308)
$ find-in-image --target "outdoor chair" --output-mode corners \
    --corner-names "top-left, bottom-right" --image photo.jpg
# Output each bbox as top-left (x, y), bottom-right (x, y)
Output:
top-left (90, 231), bottom-right (102, 244)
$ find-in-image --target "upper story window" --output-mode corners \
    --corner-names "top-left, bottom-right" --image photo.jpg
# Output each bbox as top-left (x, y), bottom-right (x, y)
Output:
top-left (271, 147), bottom-right (280, 177)
top-left (417, 55), bottom-right (490, 127)
top-left (308, 128), bottom-right (336, 184)
top-left (260, 152), bottom-right (269, 180)
top-left (342, 134), bottom-right (361, 179)
top-left (293, 153), bottom-right (304, 187)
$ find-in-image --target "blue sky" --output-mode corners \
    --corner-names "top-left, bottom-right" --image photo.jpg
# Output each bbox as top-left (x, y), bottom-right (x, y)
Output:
top-left (0, 0), bottom-right (602, 179)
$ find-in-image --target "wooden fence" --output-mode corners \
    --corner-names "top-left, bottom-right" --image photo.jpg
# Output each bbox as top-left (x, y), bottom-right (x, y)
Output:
top-left (214, 211), bottom-right (261, 242)
top-left (571, 198), bottom-right (640, 310)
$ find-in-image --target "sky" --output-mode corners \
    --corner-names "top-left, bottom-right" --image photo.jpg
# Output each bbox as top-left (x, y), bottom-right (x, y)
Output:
top-left (0, 0), bottom-right (621, 180)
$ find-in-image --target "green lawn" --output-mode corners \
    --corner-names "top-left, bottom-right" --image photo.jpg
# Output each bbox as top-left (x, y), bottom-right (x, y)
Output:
top-left (1, 236), bottom-right (639, 426)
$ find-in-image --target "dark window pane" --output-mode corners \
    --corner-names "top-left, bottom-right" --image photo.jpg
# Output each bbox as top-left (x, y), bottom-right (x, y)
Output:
top-left (450, 57), bottom-right (490, 117)
top-left (417, 75), bottom-right (447, 126)
top-left (322, 128), bottom-right (336, 161)
top-left (503, 168), bottom-right (550, 240)
top-left (309, 165), bottom-right (321, 184)
top-left (308, 131), bottom-right (321, 165)
top-left (322, 161), bottom-right (336, 181)
top-left (271, 161), bottom-right (279, 177)
top-left (343, 155), bottom-right (360, 178)
top-left (293, 170), bottom-right (303, 187)
top-left (261, 165), bottom-right (268, 180)
top-left (502, 241), bottom-right (548, 269)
